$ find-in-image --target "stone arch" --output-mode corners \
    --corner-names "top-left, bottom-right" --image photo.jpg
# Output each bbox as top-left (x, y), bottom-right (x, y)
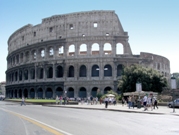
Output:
top-left (30, 88), bottom-right (35, 98)
top-left (31, 50), bottom-right (36, 60)
top-left (104, 86), bottom-right (112, 94)
top-left (25, 51), bottom-right (30, 62)
top-left (15, 71), bottom-right (18, 81)
top-left (116, 43), bottom-right (123, 54)
top-left (58, 46), bottom-right (64, 57)
top-left (11, 72), bottom-right (14, 82)
top-left (56, 65), bottom-right (63, 78)
top-left (16, 54), bottom-right (19, 64)
top-left (47, 66), bottom-right (53, 78)
top-left (39, 48), bottom-right (45, 58)
top-left (48, 46), bottom-right (54, 57)
top-left (68, 65), bottom-right (74, 77)
top-left (117, 64), bottom-right (124, 77)
top-left (19, 70), bottom-right (22, 81)
top-left (46, 88), bottom-right (53, 99)
top-left (103, 43), bottom-right (112, 55)
top-left (69, 44), bottom-right (75, 56)
top-left (91, 64), bottom-right (99, 77)
top-left (104, 64), bottom-right (112, 76)
top-left (24, 89), bottom-right (28, 98)
top-left (19, 89), bottom-right (22, 98)
top-left (79, 87), bottom-right (87, 98)
top-left (91, 43), bottom-right (99, 55)
top-left (79, 65), bottom-right (87, 77)
top-left (20, 53), bottom-right (23, 63)
top-left (56, 87), bottom-right (63, 96)
top-left (30, 68), bottom-right (35, 79)
top-left (37, 88), bottom-right (43, 98)
top-left (67, 87), bottom-right (74, 98)
top-left (91, 87), bottom-right (98, 97)
top-left (79, 44), bottom-right (87, 55)
top-left (37, 67), bottom-right (43, 79)
top-left (24, 69), bottom-right (28, 80)
top-left (14, 89), bottom-right (17, 98)
top-left (10, 90), bottom-right (13, 98)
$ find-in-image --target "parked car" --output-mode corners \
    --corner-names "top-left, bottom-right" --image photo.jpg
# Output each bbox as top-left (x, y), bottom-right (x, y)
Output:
top-left (168, 98), bottom-right (179, 108)
top-left (0, 94), bottom-right (5, 100)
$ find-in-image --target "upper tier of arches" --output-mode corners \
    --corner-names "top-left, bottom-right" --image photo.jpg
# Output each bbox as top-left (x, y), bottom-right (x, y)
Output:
top-left (8, 10), bottom-right (128, 53)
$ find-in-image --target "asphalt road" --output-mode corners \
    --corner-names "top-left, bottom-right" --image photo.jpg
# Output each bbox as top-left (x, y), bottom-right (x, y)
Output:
top-left (0, 101), bottom-right (179, 135)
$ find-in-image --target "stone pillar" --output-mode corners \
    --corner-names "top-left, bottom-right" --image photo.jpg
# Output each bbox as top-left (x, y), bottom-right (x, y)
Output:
top-left (52, 86), bottom-right (55, 99)
top-left (87, 43), bottom-right (91, 56)
top-left (43, 88), bottom-right (45, 99)
top-left (53, 63), bottom-right (56, 79)
top-left (27, 89), bottom-right (30, 98)
top-left (43, 65), bottom-right (46, 80)
top-left (99, 43), bottom-right (103, 57)
top-left (35, 64), bottom-right (37, 81)
top-left (100, 63), bottom-right (103, 80)
top-left (28, 68), bottom-right (30, 82)
top-left (112, 64), bottom-right (116, 80)
top-left (17, 90), bottom-right (19, 98)
top-left (112, 43), bottom-right (116, 57)
top-left (88, 63), bottom-right (91, 80)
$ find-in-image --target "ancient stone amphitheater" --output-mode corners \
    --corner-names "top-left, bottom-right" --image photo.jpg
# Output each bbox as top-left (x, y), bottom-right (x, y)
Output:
top-left (5, 10), bottom-right (170, 99)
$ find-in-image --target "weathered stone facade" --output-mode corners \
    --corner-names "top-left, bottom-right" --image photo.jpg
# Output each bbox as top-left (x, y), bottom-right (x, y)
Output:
top-left (6, 10), bottom-right (170, 99)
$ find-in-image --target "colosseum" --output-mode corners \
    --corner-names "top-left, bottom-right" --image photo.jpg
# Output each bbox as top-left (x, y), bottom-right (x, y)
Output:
top-left (5, 10), bottom-right (170, 99)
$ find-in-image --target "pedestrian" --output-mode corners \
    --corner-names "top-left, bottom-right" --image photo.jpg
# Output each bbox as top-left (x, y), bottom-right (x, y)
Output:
top-left (143, 94), bottom-right (148, 111)
top-left (90, 96), bottom-right (93, 105)
top-left (147, 95), bottom-right (153, 111)
top-left (59, 96), bottom-right (62, 105)
top-left (131, 95), bottom-right (135, 109)
top-left (56, 95), bottom-right (59, 105)
top-left (153, 96), bottom-right (158, 109)
top-left (21, 97), bottom-right (26, 106)
top-left (128, 96), bottom-right (131, 109)
top-left (104, 96), bottom-right (109, 108)
top-left (122, 97), bottom-right (125, 106)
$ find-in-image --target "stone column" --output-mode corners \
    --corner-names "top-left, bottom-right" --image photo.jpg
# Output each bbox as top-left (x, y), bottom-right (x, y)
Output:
top-left (17, 90), bottom-right (19, 98)
top-left (43, 65), bottom-right (46, 81)
top-left (112, 42), bottom-right (116, 57)
top-left (53, 63), bottom-right (56, 80)
top-left (99, 43), bottom-right (103, 57)
top-left (87, 43), bottom-right (91, 56)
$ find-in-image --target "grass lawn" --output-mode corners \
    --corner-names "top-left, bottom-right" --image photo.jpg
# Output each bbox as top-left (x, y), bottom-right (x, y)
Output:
top-left (6, 99), bottom-right (57, 103)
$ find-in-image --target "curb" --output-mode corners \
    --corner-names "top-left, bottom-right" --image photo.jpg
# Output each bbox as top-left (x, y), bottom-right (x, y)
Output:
top-left (42, 104), bottom-right (179, 116)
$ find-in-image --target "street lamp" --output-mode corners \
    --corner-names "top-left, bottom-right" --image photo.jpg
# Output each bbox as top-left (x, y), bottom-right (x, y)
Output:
top-left (171, 76), bottom-right (176, 113)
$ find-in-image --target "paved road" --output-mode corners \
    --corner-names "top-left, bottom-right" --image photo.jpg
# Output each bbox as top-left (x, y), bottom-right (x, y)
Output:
top-left (0, 101), bottom-right (179, 135)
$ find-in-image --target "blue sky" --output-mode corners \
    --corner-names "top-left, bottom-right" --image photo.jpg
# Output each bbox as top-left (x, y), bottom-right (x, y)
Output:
top-left (0, 0), bottom-right (179, 82)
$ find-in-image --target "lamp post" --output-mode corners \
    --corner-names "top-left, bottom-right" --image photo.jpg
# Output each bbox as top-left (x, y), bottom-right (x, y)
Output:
top-left (171, 76), bottom-right (176, 113)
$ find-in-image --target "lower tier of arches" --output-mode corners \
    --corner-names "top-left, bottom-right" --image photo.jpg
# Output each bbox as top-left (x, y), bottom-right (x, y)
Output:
top-left (5, 82), bottom-right (121, 99)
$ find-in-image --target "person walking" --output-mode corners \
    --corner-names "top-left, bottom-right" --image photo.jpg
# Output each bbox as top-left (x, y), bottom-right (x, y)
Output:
top-left (153, 96), bottom-right (158, 109)
top-left (143, 94), bottom-right (148, 111)
top-left (104, 96), bottom-right (109, 108)
top-left (59, 96), bottom-right (63, 105)
top-left (122, 97), bottom-right (125, 106)
top-left (128, 96), bottom-right (132, 109)
top-left (56, 95), bottom-right (59, 105)
top-left (131, 95), bottom-right (135, 109)
top-left (21, 97), bottom-right (26, 106)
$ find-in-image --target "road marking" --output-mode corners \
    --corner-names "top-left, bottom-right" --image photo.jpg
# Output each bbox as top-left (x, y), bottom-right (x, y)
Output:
top-left (0, 108), bottom-right (73, 135)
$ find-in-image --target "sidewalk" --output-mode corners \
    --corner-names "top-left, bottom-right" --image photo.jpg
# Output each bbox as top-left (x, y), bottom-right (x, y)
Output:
top-left (44, 103), bottom-right (179, 116)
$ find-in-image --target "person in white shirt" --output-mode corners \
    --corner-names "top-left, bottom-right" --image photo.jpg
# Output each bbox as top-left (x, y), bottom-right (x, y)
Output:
top-left (104, 97), bottom-right (109, 108)
top-left (143, 94), bottom-right (148, 111)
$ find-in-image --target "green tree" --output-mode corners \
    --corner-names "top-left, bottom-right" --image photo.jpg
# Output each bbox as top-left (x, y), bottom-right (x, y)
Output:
top-left (118, 64), bottom-right (167, 94)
